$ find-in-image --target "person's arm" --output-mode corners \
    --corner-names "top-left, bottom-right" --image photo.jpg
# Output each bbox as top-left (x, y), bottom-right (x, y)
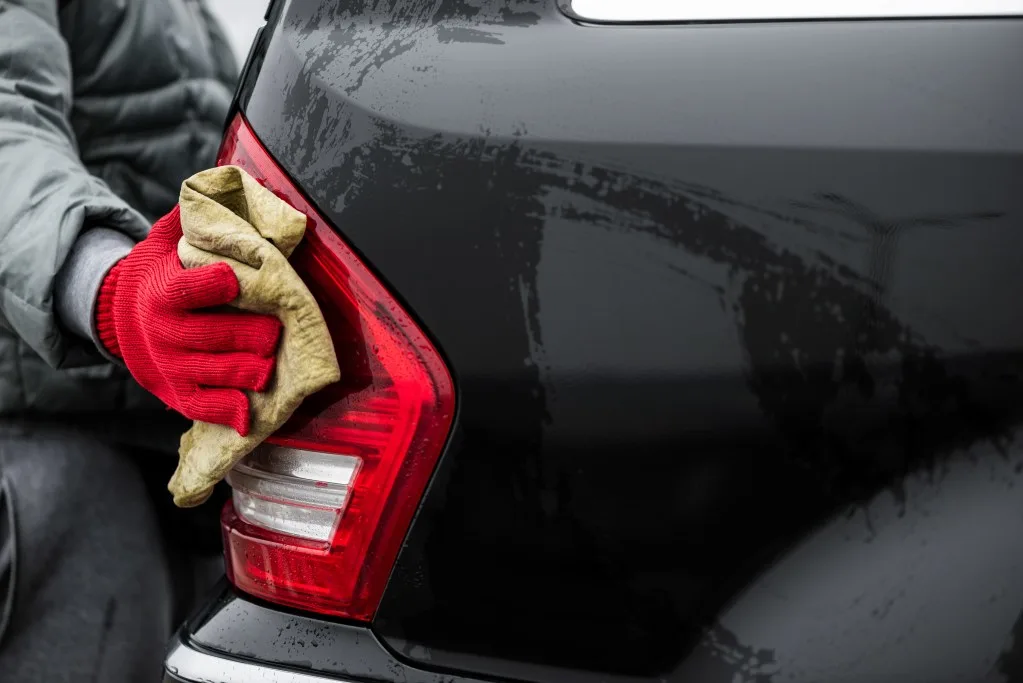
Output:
top-left (0, 0), bottom-right (149, 368)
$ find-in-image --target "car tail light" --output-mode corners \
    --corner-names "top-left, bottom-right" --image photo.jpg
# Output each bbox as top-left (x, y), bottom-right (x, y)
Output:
top-left (214, 114), bottom-right (455, 621)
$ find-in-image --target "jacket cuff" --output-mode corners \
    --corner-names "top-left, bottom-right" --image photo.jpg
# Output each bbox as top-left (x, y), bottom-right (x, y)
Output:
top-left (54, 228), bottom-right (134, 361)
top-left (95, 262), bottom-right (122, 360)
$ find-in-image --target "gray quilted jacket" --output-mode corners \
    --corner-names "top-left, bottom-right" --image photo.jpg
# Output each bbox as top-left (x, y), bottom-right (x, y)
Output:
top-left (0, 0), bottom-right (237, 416)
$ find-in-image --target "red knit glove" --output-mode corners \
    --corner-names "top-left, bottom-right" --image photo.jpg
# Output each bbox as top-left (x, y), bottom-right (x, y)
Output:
top-left (96, 205), bottom-right (282, 436)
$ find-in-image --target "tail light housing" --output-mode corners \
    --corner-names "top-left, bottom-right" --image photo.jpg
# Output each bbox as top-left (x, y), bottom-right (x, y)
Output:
top-left (215, 115), bottom-right (455, 621)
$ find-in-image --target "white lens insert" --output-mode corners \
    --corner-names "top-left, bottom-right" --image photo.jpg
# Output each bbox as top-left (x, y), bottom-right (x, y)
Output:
top-left (226, 445), bottom-right (361, 542)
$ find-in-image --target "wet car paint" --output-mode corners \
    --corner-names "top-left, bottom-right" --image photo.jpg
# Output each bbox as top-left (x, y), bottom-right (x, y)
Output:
top-left (181, 583), bottom-right (488, 683)
top-left (217, 1), bottom-right (1023, 681)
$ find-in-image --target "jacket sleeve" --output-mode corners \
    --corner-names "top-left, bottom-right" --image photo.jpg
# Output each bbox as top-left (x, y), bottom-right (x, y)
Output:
top-left (0, 0), bottom-right (150, 368)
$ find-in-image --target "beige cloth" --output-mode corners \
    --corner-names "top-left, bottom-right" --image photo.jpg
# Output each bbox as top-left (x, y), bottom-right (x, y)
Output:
top-left (167, 165), bottom-right (340, 507)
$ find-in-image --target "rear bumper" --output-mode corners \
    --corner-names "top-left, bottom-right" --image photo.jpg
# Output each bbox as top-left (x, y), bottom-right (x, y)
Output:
top-left (164, 634), bottom-right (348, 683)
top-left (165, 581), bottom-right (495, 683)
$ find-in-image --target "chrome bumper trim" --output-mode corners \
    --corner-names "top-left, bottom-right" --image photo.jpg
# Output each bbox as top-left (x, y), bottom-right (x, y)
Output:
top-left (165, 636), bottom-right (350, 683)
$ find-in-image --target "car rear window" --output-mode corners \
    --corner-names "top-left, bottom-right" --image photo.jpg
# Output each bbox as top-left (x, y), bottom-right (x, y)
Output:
top-left (564, 0), bottom-right (1023, 23)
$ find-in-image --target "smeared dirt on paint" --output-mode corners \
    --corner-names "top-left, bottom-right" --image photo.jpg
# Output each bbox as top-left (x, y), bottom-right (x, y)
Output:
top-left (284, 0), bottom-right (539, 99)
top-left (703, 624), bottom-right (780, 683)
top-left (265, 98), bottom-right (1022, 673)
top-left (247, 1), bottom-right (1023, 676)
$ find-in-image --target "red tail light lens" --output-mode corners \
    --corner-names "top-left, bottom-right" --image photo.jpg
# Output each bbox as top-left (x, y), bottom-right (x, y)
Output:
top-left (215, 114), bottom-right (455, 621)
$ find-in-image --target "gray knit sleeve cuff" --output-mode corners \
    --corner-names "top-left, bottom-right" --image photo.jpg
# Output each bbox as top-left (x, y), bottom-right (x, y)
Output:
top-left (54, 228), bottom-right (135, 355)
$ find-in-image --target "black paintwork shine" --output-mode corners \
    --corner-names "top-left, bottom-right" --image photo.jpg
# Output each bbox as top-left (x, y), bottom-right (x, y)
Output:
top-left (182, 582), bottom-right (490, 683)
top-left (220, 1), bottom-right (1023, 681)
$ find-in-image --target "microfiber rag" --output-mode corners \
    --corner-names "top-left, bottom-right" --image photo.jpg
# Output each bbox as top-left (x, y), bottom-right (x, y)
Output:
top-left (167, 165), bottom-right (341, 508)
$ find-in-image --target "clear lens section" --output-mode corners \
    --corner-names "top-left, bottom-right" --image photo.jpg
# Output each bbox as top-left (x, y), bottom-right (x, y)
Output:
top-left (241, 446), bottom-right (360, 485)
top-left (226, 446), bottom-right (361, 542)
top-left (232, 491), bottom-right (343, 541)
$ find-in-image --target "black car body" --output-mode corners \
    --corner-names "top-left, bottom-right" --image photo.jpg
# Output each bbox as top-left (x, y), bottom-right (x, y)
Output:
top-left (165, 1), bottom-right (1023, 682)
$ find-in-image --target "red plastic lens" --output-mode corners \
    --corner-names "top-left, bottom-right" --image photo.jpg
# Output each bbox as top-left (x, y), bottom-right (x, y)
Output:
top-left (216, 115), bottom-right (455, 621)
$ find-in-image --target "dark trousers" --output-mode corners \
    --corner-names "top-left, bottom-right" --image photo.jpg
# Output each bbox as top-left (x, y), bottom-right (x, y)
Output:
top-left (0, 422), bottom-right (171, 682)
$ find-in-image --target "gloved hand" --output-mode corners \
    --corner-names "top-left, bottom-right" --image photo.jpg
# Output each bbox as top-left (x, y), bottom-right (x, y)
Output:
top-left (96, 205), bottom-right (282, 436)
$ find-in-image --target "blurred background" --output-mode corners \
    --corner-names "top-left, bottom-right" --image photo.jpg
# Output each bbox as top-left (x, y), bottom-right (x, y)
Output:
top-left (207, 0), bottom-right (266, 64)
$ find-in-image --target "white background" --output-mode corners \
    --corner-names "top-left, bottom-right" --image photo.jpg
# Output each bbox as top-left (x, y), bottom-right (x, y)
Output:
top-left (206, 0), bottom-right (267, 64)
